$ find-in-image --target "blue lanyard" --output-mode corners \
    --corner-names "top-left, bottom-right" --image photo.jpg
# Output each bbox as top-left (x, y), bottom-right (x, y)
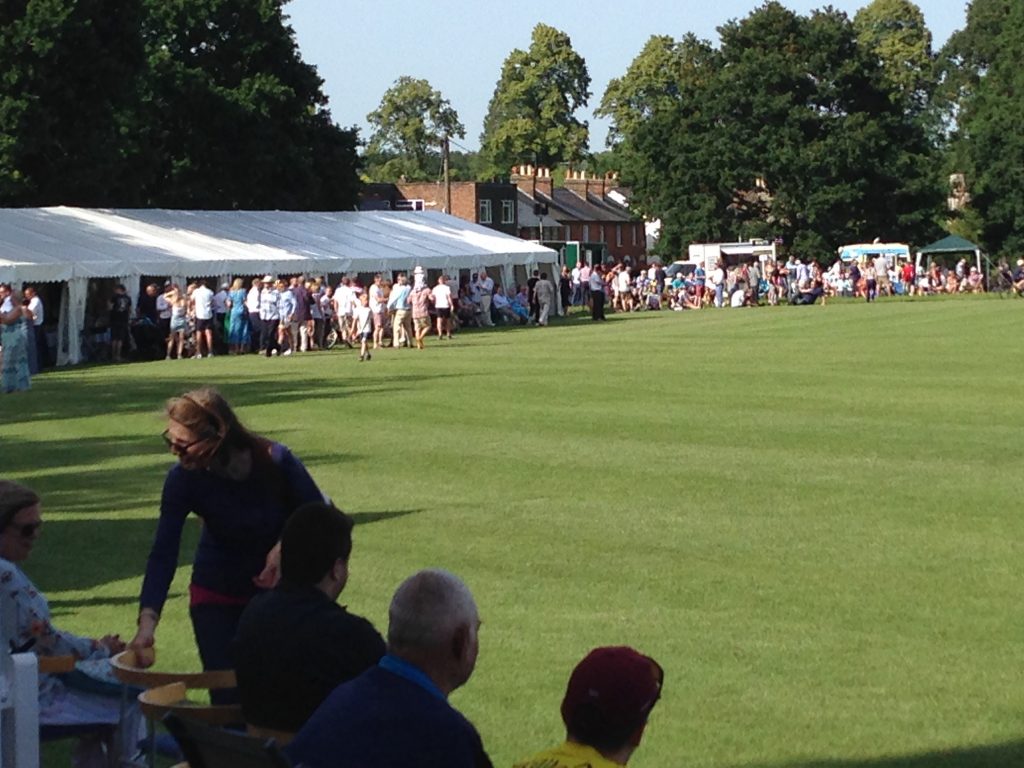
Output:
top-left (378, 654), bottom-right (446, 701)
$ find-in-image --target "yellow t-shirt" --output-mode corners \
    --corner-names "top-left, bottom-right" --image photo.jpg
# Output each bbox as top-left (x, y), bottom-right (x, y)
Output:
top-left (512, 740), bottom-right (622, 768)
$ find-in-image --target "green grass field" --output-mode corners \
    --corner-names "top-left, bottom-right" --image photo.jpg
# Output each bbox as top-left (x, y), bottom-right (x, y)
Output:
top-left (6, 296), bottom-right (1023, 768)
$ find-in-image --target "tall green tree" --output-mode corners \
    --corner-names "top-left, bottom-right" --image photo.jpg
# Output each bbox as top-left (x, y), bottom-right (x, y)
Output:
top-left (364, 76), bottom-right (464, 182)
top-left (0, 0), bottom-right (361, 210)
top-left (944, 0), bottom-right (1024, 256)
top-left (138, 0), bottom-right (360, 209)
top-left (603, 2), bottom-right (942, 257)
top-left (853, 0), bottom-right (934, 112)
top-left (0, 0), bottom-right (147, 205)
top-left (597, 35), bottom-right (685, 146)
top-left (479, 23), bottom-right (590, 177)
top-left (597, 34), bottom-right (722, 242)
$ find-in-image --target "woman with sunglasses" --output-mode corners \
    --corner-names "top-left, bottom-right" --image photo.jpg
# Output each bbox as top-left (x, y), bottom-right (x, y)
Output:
top-left (129, 387), bottom-right (324, 684)
top-left (0, 480), bottom-right (142, 767)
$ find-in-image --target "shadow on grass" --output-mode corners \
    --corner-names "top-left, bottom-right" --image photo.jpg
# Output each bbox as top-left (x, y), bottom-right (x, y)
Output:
top-left (49, 594), bottom-right (171, 611)
top-left (741, 740), bottom-right (1024, 768)
top-left (25, 517), bottom-right (199, 594)
top-left (8, 433), bottom-right (360, 519)
top-left (349, 509), bottom-right (421, 525)
top-left (30, 508), bottom-right (420, 596)
top-left (3, 371), bottom-right (466, 426)
top-left (48, 593), bottom-right (187, 620)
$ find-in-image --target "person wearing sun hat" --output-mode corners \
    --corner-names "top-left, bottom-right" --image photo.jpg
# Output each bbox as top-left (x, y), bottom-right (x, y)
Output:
top-left (512, 646), bottom-right (664, 768)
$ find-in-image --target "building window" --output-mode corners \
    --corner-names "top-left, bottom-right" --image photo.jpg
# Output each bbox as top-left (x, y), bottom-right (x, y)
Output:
top-left (632, 225), bottom-right (638, 246)
top-left (616, 224), bottom-right (623, 247)
top-left (598, 226), bottom-right (605, 243)
top-left (582, 224), bottom-right (590, 243)
top-left (479, 199), bottom-right (492, 224)
top-left (501, 199), bottom-right (515, 224)
top-left (564, 226), bottom-right (570, 241)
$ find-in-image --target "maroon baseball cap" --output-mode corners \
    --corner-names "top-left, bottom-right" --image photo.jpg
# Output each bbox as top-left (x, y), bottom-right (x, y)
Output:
top-left (560, 646), bottom-right (664, 735)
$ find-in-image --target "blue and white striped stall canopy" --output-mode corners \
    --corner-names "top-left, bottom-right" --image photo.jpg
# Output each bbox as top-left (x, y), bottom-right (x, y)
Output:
top-left (837, 243), bottom-right (910, 262)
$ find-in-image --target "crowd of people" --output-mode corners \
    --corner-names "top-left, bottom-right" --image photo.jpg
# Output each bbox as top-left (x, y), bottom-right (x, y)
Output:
top-left (561, 253), bottom-right (998, 314)
top-left (2, 387), bottom-right (663, 768)
top-left (0, 252), bottom-right (1015, 389)
top-left (128, 268), bottom-right (565, 363)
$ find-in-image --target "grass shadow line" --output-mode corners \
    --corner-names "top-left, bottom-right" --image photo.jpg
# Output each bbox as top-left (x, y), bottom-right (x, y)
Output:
top-left (348, 509), bottom-right (422, 525)
top-left (737, 740), bottom-right (1024, 768)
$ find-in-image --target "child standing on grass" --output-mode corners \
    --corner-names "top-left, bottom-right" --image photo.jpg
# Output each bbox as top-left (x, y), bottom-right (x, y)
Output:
top-left (354, 293), bottom-right (373, 361)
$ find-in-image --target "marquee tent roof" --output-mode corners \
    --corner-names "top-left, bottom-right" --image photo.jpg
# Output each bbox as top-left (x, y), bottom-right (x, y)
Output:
top-left (0, 207), bottom-right (557, 284)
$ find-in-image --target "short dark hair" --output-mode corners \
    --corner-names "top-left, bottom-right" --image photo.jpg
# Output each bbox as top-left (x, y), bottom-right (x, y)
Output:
top-left (280, 502), bottom-right (354, 588)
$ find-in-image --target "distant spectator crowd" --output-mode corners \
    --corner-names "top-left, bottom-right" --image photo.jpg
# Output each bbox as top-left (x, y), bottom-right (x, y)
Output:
top-left (2, 251), bottom-right (1017, 386)
top-left (563, 252), bottom-right (997, 314)
top-left (119, 268), bottom-right (566, 363)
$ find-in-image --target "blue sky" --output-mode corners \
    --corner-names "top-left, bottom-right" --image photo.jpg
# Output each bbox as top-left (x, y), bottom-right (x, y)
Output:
top-left (285, 0), bottom-right (967, 152)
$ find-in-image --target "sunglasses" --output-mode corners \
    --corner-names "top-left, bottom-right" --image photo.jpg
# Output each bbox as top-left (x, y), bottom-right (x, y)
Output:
top-left (161, 430), bottom-right (208, 455)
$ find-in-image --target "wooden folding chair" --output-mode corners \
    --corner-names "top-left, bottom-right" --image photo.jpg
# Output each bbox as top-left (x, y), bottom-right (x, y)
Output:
top-left (163, 713), bottom-right (291, 768)
top-left (110, 649), bottom-right (239, 768)
top-left (139, 683), bottom-right (242, 727)
top-left (244, 724), bottom-right (296, 748)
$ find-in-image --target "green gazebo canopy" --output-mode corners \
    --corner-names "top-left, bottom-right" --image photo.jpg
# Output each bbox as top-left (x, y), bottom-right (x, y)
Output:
top-left (918, 234), bottom-right (982, 254)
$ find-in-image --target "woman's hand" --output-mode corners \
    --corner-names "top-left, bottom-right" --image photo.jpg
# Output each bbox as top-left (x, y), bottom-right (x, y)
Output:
top-left (127, 610), bottom-right (158, 667)
top-left (253, 541), bottom-right (282, 589)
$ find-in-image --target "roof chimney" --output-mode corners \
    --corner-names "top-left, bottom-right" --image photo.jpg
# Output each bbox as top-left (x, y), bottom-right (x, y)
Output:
top-left (601, 171), bottom-right (619, 197)
top-left (510, 164), bottom-right (536, 199)
top-left (535, 166), bottom-right (553, 198)
top-left (564, 168), bottom-right (590, 199)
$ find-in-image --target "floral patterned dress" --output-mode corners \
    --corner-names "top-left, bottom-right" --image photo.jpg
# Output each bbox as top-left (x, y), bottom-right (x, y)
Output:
top-left (0, 557), bottom-right (134, 730)
top-left (1, 298), bottom-right (31, 393)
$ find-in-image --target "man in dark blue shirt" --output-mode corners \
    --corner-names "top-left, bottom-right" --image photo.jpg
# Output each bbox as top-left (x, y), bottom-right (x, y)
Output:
top-left (232, 502), bottom-right (384, 734)
top-left (285, 569), bottom-right (492, 768)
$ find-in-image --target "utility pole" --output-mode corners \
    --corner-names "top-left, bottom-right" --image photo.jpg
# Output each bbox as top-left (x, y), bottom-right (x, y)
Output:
top-left (443, 134), bottom-right (452, 215)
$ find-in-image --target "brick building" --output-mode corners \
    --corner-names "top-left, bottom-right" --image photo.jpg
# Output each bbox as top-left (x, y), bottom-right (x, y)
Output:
top-left (359, 181), bottom-right (519, 236)
top-left (512, 165), bottom-right (647, 265)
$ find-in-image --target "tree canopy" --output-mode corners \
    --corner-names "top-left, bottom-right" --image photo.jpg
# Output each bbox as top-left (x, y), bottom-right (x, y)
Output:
top-left (479, 23), bottom-right (590, 177)
top-left (944, 0), bottom-right (1024, 256)
top-left (364, 76), bottom-right (464, 183)
top-left (0, 0), bottom-right (360, 210)
top-left (853, 0), bottom-right (934, 112)
top-left (604, 2), bottom-right (942, 258)
top-left (0, 0), bottom-right (146, 205)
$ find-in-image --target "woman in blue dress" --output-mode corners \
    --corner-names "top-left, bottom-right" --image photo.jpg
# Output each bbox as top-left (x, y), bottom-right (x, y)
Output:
top-left (225, 278), bottom-right (250, 354)
top-left (0, 284), bottom-right (31, 393)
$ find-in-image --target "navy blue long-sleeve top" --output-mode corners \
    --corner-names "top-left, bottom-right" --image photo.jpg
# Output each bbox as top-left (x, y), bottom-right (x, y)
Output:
top-left (139, 442), bottom-right (323, 615)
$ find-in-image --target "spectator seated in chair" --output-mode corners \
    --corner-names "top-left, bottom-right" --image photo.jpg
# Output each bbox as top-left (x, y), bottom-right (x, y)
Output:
top-left (0, 480), bottom-right (143, 768)
top-left (512, 646), bottom-right (664, 768)
top-left (491, 286), bottom-right (522, 325)
top-left (1012, 259), bottom-right (1024, 296)
top-left (232, 502), bottom-right (384, 737)
top-left (965, 266), bottom-right (985, 294)
top-left (285, 569), bottom-right (493, 768)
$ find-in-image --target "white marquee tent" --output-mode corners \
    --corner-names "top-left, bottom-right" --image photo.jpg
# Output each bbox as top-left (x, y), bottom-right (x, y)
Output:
top-left (0, 207), bottom-right (557, 365)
